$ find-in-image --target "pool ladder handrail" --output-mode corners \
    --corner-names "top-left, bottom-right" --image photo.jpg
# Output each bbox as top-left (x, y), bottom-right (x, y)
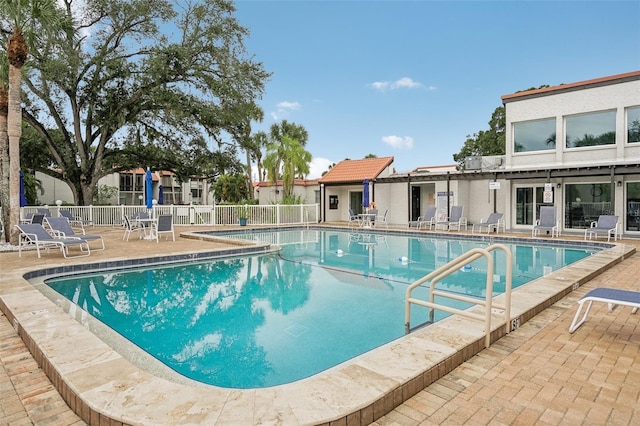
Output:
top-left (404, 243), bottom-right (512, 348)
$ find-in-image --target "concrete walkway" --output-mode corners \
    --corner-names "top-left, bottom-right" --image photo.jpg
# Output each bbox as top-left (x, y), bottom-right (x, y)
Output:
top-left (1, 228), bottom-right (639, 425)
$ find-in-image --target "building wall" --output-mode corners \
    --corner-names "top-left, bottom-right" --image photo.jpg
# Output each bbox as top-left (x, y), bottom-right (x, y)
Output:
top-left (505, 79), bottom-right (640, 170)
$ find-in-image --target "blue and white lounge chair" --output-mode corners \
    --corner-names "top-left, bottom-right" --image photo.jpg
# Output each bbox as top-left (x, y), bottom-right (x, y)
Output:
top-left (436, 206), bottom-right (466, 231)
top-left (59, 209), bottom-right (93, 229)
top-left (472, 212), bottom-right (504, 234)
top-left (569, 287), bottom-right (640, 333)
top-left (16, 223), bottom-right (90, 258)
top-left (409, 207), bottom-right (437, 230)
top-left (532, 206), bottom-right (559, 237)
top-left (45, 217), bottom-right (105, 251)
top-left (584, 215), bottom-right (619, 242)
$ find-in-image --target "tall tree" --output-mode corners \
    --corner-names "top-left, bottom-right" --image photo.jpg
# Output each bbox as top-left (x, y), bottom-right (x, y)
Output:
top-left (16, 0), bottom-right (269, 208)
top-left (0, 0), bottom-right (71, 244)
top-left (263, 133), bottom-right (311, 201)
top-left (453, 106), bottom-right (505, 168)
top-left (0, 54), bottom-right (8, 241)
top-left (263, 120), bottom-right (309, 190)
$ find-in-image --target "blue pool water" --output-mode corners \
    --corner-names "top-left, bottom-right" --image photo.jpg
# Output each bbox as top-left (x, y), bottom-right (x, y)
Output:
top-left (45, 229), bottom-right (598, 389)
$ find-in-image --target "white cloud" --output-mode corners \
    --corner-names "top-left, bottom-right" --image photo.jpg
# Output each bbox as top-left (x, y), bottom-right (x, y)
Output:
top-left (371, 81), bottom-right (390, 91)
top-left (371, 77), bottom-right (431, 92)
top-left (277, 101), bottom-right (301, 110)
top-left (307, 157), bottom-right (333, 179)
top-left (382, 135), bottom-right (414, 149)
top-left (270, 101), bottom-right (301, 121)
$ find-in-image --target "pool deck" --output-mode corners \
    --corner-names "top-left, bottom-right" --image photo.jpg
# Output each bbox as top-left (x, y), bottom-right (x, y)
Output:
top-left (1, 226), bottom-right (639, 425)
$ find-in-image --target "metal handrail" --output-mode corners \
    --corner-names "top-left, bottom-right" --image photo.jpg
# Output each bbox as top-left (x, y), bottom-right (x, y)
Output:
top-left (404, 243), bottom-right (512, 348)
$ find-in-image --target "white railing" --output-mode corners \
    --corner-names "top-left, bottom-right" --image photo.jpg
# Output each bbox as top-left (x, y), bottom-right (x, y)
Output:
top-left (20, 204), bottom-right (320, 227)
top-left (404, 243), bottom-right (513, 348)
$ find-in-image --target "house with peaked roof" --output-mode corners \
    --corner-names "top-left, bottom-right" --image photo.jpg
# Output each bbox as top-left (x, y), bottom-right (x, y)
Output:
top-left (318, 156), bottom-right (394, 222)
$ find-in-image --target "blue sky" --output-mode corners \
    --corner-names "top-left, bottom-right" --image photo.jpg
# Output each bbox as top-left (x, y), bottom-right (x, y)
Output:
top-left (233, 0), bottom-right (640, 179)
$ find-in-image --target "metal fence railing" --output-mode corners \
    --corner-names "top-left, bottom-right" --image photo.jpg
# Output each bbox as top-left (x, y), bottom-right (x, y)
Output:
top-left (20, 204), bottom-right (320, 227)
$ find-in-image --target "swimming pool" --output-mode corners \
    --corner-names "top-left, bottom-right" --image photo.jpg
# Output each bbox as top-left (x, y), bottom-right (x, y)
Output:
top-left (44, 229), bottom-right (598, 389)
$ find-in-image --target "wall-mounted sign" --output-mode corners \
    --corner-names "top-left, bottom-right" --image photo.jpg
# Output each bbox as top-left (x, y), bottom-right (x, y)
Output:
top-left (489, 181), bottom-right (501, 190)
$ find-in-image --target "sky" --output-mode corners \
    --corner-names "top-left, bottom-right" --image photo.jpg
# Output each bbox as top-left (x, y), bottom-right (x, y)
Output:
top-left (233, 0), bottom-right (640, 179)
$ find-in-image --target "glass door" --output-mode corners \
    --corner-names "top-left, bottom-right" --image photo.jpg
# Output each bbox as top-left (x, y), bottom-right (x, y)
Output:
top-left (515, 186), bottom-right (549, 226)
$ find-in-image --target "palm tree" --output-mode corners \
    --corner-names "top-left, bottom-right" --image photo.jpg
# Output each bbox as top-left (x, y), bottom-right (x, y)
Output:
top-left (0, 0), bottom-right (70, 244)
top-left (263, 120), bottom-right (309, 196)
top-left (0, 54), bottom-right (9, 241)
top-left (263, 135), bottom-right (311, 201)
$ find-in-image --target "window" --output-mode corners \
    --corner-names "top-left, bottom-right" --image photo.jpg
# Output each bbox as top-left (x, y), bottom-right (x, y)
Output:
top-left (564, 183), bottom-right (611, 229)
top-left (626, 182), bottom-right (640, 232)
top-left (565, 110), bottom-right (615, 148)
top-left (628, 106), bottom-right (640, 143)
top-left (513, 118), bottom-right (556, 153)
top-left (119, 174), bottom-right (133, 191)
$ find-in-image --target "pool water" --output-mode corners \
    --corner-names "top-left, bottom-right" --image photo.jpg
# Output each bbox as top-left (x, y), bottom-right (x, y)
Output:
top-left (45, 229), bottom-right (597, 388)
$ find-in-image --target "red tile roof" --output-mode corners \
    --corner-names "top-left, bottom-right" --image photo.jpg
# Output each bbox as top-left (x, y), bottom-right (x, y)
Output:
top-left (319, 156), bottom-right (394, 184)
top-left (501, 70), bottom-right (640, 102)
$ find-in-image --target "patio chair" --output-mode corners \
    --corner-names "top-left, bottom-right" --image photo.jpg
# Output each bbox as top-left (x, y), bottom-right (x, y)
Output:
top-left (584, 215), bottom-right (620, 242)
top-left (569, 287), bottom-right (640, 333)
top-left (122, 215), bottom-right (144, 241)
top-left (59, 209), bottom-right (93, 230)
top-left (376, 209), bottom-right (389, 229)
top-left (532, 206), bottom-right (559, 237)
top-left (472, 212), bottom-right (504, 234)
top-left (408, 207), bottom-right (437, 230)
top-left (45, 217), bottom-right (105, 251)
top-left (348, 209), bottom-right (361, 228)
top-left (15, 223), bottom-right (90, 258)
top-left (436, 206), bottom-right (467, 231)
top-left (151, 214), bottom-right (175, 242)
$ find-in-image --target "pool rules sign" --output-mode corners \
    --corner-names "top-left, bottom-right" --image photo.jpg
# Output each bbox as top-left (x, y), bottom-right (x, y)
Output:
top-left (543, 183), bottom-right (554, 203)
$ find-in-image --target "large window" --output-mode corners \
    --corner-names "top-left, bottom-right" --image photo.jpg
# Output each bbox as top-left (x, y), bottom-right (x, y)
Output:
top-left (564, 183), bottom-right (611, 229)
top-left (513, 118), bottom-right (556, 153)
top-left (628, 106), bottom-right (640, 143)
top-left (565, 110), bottom-right (616, 148)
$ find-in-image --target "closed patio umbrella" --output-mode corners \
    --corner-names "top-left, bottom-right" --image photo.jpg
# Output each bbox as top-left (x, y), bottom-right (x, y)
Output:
top-left (158, 184), bottom-right (164, 205)
top-left (145, 167), bottom-right (153, 210)
top-left (19, 171), bottom-right (28, 207)
top-left (363, 179), bottom-right (369, 209)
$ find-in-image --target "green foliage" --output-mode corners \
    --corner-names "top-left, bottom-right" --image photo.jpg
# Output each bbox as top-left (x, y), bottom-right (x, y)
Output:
top-left (263, 121), bottom-right (311, 200)
top-left (21, 171), bottom-right (42, 205)
top-left (18, 0), bottom-right (270, 205)
top-left (453, 106), bottom-right (505, 168)
top-left (213, 174), bottom-right (249, 204)
top-left (93, 184), bottom-right (118, 205)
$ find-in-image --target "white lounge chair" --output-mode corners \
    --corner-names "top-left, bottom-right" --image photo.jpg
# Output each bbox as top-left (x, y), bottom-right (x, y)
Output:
top-left (472, 212), bottom-right (504, 234)
top-left (532, 206), bottom-right (559, 237)
top-left (584, 215), bottom-right (619, 242)
top-left (59, 209), bottom-right (93, 230)
top-left (409, 207), bottom-right (437, 230)
top-left (436, 206), bottom-right (466, 231)
top-left (45, 217), bottom-right (104, 250)
top-left (569, 287), bottom-right (640, 333)
top-left (16, 223), bottom-right (90, 258)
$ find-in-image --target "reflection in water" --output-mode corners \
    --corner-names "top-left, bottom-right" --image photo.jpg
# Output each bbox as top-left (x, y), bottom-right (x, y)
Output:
top-left (47, 230), bottom-right (596, 388)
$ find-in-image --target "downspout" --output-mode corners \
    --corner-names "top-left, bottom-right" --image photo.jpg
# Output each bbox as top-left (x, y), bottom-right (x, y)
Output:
top-left (321, 183), bottom-right (325, 223)
top-left (407, 173), bottom-right (412, 222)
top-left (610, 165), bottom-right (616, 215)
top-left (446, 172), bottom-right (451, 217)
top-left (493, 172), bottom-right (498, 213)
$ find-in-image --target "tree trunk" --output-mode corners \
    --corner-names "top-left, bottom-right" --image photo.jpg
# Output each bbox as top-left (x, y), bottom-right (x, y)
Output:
top-left (0, 108), bottom-right (9, 242)
top-left (8, 63), bottom-right (22, 245)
